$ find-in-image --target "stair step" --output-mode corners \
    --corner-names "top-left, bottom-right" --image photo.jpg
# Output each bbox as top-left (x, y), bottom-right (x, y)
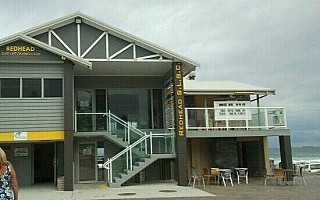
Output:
top-left (119, 173), bottom-right (128, 178)
top-left (134, 161), bottom-right (147, 166)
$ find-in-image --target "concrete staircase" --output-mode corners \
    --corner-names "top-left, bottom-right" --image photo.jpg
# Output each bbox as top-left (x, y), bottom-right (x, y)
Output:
top-left (108, 154), bottom-right (175, 188)
top-left (74, 131), bottom-right (128, 147)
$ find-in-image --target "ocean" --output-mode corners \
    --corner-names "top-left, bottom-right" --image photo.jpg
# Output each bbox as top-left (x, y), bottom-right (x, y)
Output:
top-left (269, 146), bottom-right (320, 165)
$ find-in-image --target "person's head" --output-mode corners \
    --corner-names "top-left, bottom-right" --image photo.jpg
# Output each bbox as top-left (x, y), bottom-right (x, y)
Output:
top-left (0, 147), bottom-right (9, 166)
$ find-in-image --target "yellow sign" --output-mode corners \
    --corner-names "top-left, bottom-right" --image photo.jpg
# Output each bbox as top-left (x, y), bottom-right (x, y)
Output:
top-left (0, 131), bottom-right (64, 142)
top-left (6, 46), bottom-right (35, 52)
top-left (174, 62), bottom-right (185, 137)
top-left (1, 45), bottom-right (40, 56)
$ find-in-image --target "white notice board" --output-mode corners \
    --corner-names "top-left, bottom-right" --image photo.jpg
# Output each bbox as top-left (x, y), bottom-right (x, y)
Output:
top-left (214, 101), bottom-right (252, 120)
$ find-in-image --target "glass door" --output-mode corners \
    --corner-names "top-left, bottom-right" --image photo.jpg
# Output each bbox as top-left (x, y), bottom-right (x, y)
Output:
top-left (76, 90), bottom-right (93, 131)
top-left (79, 143), bottom-right (96, 182)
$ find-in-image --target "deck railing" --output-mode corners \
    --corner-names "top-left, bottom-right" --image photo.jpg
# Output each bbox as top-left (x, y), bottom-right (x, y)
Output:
top-left (74, 111), bottom-right (175, 153)
top-left (74, 107), bottom-right (287, 135)
top-left (185, 107), bottom-right (287, 130)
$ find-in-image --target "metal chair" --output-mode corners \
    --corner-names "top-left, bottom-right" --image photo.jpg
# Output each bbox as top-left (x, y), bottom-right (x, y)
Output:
top-left (236, 168), bottom-right (248, 184)
top-left (220, 169), bottom-right (233, 186)
top-left (188, 167), bottom-right (205, 188)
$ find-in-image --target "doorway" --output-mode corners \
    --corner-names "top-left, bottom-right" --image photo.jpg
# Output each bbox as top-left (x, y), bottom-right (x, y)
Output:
top-left (78, 143), bottom-right (96, 182)
top-left (240, 140), bottom-right (263, 176)
top-left (34, 143), bottom-right (54, 184)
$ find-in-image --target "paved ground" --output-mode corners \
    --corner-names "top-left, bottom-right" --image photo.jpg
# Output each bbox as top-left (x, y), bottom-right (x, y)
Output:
top-left (20, 173), bottom-right (320, 200)
top-left (198, 173), bottom-right (320, 200)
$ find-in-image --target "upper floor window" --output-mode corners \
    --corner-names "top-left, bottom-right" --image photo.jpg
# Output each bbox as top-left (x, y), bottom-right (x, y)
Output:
top-left (0, 78), bottom-right (20, 98)
top-left (44, 78), bottom-right (63, 97)
top-left (22, 78), bottom-right (41, 98)
top-left (0, 77), bottom-right (63, 98)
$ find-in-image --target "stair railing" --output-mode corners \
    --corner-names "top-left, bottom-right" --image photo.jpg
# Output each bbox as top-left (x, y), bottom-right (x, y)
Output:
top-left (74, 110), bottom-right (146, 145)
top-left (106, 111), bottom-right (146, 144)
top-left (104, 133), bottom-right (150, 183)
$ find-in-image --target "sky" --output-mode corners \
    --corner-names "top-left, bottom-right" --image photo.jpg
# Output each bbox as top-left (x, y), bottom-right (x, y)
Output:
top-left (0, 0), bottom-right (319, 147)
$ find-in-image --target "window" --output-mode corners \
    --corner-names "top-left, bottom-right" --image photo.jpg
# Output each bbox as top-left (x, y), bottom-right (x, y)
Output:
top-left (0, 78), bottom-right (20, 98)
top-left (22, 78), bottom-right (41, 98)
top-left (44, 78), bottom-right (63, 97)
top-left (107, 89), bottom-right (151, 129)
top-left (0, 77), bottom-right (63, 99)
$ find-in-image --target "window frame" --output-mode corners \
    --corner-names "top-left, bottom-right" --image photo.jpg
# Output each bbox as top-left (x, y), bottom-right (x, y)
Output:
top-left (43, 78), bottom-right (63, 98)
top-left (0, 77), bottom-right (63, 99)
top-left (0, 78), bottom-right (21, 98)
top-left (22, 78), bottom-right (42, 98)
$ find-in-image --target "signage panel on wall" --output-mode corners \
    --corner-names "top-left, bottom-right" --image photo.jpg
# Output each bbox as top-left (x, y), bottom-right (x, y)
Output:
top-left (14, 131), bottom-right (27, 140)
top-left (173, 62), bottom-right (185, 137)
top-left (214, 101), bottom-right (252, 120)
top-left (1, 45), bottom-right (40, 56)
top-left (14, 148), bottom-right (28, 157)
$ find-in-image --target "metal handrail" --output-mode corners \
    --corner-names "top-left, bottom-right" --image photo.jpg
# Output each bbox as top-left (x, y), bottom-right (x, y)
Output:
top-left (107, 111), bottom-right (145, 136)
top-left (75, 111), bottom-right (175, 184)
top-left (74, 111), bottom-right (145, 143)
top-left (103, 134), bottom-right (150, 183)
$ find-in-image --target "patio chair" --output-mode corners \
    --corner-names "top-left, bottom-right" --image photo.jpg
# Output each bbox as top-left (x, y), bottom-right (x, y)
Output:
top-left (293, 166), bottom-right (306, 186)
top-left (210, 168), bottom-right (220, 185)
top-left (261, 167), bottom-right (274, 186)
top-left (202, 168), bottom-right (217, 185)
top-left (188, 167), bottom-right (205, 188)
top-left (273, 168), bottom-right (286, 186)
top-left (221, 169), bottom-right (233, 186)
top-left (236, 168), bottom-right (248, 184)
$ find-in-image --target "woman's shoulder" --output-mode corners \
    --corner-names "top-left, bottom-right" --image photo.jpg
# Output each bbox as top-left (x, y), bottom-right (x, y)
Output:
top-left (6, 162), bottom-right (13, 171)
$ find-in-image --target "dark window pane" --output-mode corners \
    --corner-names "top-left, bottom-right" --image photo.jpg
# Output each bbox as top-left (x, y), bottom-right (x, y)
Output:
top-left (107, 89), bottom-right (151, 129)
top-left (22, 78), bottom-right (41, 98)
top-left (1, 78), bottom-right (20, 98)
top-left (44, 79), bottom-right (63, 97)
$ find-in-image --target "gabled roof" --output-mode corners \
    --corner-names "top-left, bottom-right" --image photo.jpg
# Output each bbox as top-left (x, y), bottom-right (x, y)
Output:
top-left (184, 80), bottom-right (275, 96)
top-left (1, 12), bottom-right (199, 70)
top-left (0, 34), bottom-right (92, 68)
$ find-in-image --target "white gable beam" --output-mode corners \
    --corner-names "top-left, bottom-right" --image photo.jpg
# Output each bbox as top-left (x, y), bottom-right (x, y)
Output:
top-left (106, 32), bottom-right (109, 59)
top-left (77, 23), bottom-right (81, 56)
top-left (51, 30), bottom-right (77, 56)
top-left (109, 43), bottom-right (133, 59)
top-left (81, 32), bottom-right (106, 58)
top-left (137, 54), bottom-right (161, 60)
top-left (133, 43), bottom-right (136, 59)
top-left (48, 30), bottom-right (52, 46)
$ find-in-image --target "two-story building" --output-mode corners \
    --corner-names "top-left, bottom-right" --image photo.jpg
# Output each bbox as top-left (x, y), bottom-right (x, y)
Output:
top-left (0, 12), bottom-right (293, 190)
